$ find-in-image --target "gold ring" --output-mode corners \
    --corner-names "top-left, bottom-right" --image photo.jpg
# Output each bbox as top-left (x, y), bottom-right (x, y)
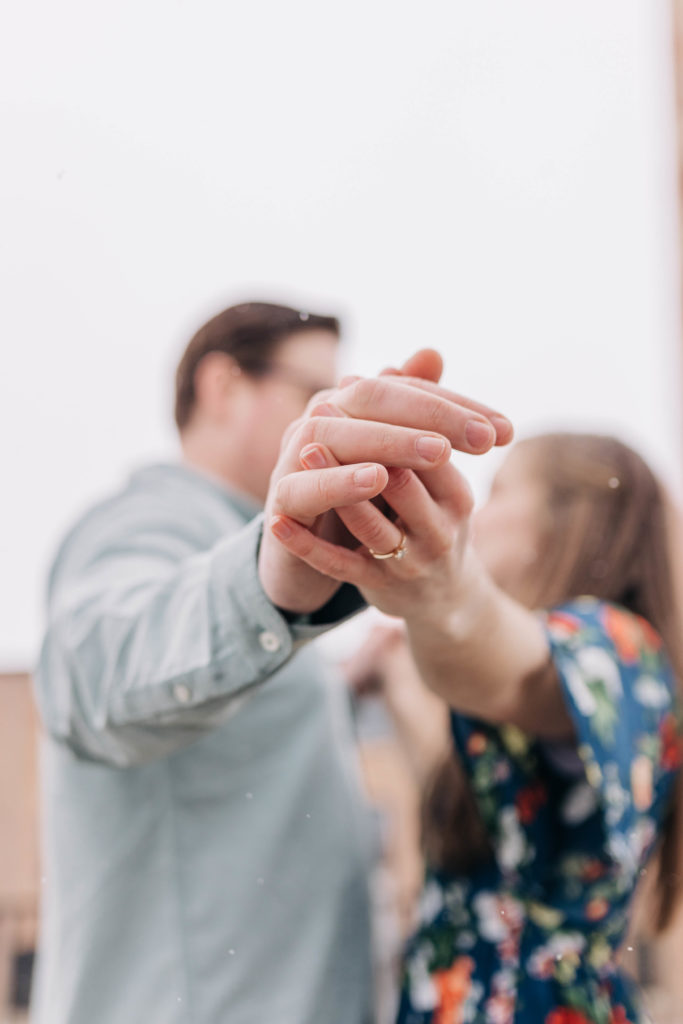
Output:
top-left (368, 528), bottom-right (407, 561)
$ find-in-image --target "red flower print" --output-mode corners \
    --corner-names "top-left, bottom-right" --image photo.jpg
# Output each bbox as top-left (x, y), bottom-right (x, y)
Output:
top-left (515, 781), bottom-right (547, 824)
top-left (584, 897), bottom-right (609, 922)
top-left (601, 606), bottom-right (642, 663)
top-left (609, 1007), bottom-right (633, 1024)
top-left (580, 859), bottom-right (607, 882)
top-left (467, 732), bottom-right (487, 757)
top-left (659, 713), bottom-right (683, 772)
top-left (637, 616), bottom-right (662, 653)
top-left (433, 957), bottom-right (475, 1024)
top-left (547, 611), bottom-right (582, 638)
top-left (545, 1009), bottom-right (592, 1024)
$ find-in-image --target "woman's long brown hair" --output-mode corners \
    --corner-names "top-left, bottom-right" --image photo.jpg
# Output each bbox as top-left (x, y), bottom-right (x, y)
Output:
top-left (422, 432), bottom-right (683, 932)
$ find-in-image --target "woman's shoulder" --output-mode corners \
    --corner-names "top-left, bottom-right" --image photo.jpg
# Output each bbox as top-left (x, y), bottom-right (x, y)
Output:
top-left (544, 597), bottom-right (666, 667)
top-left (542, 597), bottom-right (681, 801)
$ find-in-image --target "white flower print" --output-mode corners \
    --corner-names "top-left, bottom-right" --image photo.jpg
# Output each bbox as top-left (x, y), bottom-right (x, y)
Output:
top-left (633, 675), bottom-right (671, 710)
top-left (629, 816), bottom-right (657, 862)
top-left (562, 661), bottom-right (597, 716)
top-left (603, 763), bottom-right (630, 827)
top-left (484, 967), bottom-right (517, 1024)
top-left (561, 780), bottom-right (599, 825)
top-left (576, 646), bottom-right (623, 699)
top-left (455, 930), bottom-right (477, 950)
top-left (497, 807), bottom-right (528, 872)
top-left (527, 932), bottom-right (586, 980)
top-left (407, 945), bottom-right (438, 1012)
top-left (472, 892), bottom-right (508, 943)
top-left (419, 879), bottom-right (444, 923)
top-left (472, 891), bottom-right (524, 944)
top-left (605, 832), bottom-right (638, 880)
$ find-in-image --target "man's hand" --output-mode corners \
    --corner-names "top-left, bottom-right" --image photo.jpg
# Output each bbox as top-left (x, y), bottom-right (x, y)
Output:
top-left (257, 349), bottom-right (512, 614)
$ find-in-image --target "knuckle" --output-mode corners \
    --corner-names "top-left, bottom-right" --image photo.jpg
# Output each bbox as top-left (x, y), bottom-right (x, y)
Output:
top-left (363, 515), bottom-right (394, 550)
top-left (308, 415), bottom-right (333, 441)
top-left (330, 555), bottom-right (348, 578)
top-left (423, 397), bottom-right (448, 430)
top-left (435, 533), bottom-right (453, 558)
top-left (316, 473), bottom-right (333, 506)
top-left (350, 376), bottom-right (383, 409)
top-left (323, 549), bottom-right (349, 579)
top-left (430, 523), bottom-right (454, 557)
top-left (306, 387), bottom-right (334, 412)
top-left (298, 415), bottom-right (333, 447)
top-left (385, 467), bottom-right (414, 494)
top-left (272, 476), bottom-right (291, 510)
top-left (288, 419), bottom-right (314, 451)
top-left (299, 531), bottom-right (317, 557)
top-left (298, 418), bottom-right (319, 445)
top-left (401, 561), bottom-right (424, 582)
top-left (376, 427), bottom-right (397, 458)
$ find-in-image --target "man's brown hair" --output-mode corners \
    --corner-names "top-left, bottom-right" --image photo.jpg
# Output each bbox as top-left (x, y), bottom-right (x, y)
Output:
top-left (174, 301), bottom-right (340, 431)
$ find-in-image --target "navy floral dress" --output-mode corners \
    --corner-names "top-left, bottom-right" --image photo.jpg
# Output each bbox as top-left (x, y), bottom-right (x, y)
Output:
top-left (396, 599), bottom-right (682, 1024)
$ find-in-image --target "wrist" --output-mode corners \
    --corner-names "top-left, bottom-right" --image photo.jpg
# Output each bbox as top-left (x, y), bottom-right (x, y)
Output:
top-left (404, 547), bottom-right (494, 642)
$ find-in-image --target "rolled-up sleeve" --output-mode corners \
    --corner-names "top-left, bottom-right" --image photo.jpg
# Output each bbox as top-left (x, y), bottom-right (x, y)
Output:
top-left (36, 510), bottom-right (358, 766)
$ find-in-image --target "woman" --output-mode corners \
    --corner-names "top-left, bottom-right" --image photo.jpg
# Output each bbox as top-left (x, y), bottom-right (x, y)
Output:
top-left (270, 428), bottom-right (683, 1024)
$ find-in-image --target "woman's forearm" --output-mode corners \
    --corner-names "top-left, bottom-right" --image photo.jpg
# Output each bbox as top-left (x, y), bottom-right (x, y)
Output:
top-left (380, 645), bottom-right (451, 786)
top-left (403, 553), bottom-right (573, 740)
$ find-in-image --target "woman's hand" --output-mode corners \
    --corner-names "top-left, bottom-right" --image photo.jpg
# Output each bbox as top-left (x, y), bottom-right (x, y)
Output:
top-left (269, 444), bottom-right (477, 625)
top-left (258, 354), bottom-right (513, 614)
top-left (267, 398), bottom-right (572, 739)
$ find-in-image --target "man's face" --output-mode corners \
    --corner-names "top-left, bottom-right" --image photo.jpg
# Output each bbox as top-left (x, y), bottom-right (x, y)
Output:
top-left (236, 329), bottom-right (339, 502)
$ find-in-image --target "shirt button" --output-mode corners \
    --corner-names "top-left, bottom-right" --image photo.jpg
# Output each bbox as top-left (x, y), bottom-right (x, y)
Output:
top-left (258, 630), bottom-right (281, 653)
top-left (173, 683), bottom-right (191, 704)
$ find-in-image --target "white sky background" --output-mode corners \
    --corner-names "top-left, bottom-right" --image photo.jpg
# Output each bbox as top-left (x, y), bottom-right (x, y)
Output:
top-left (0, 1), bottom-right (681, 668)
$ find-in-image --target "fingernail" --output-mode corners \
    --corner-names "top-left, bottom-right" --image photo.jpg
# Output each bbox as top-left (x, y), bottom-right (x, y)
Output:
top-left (465, 420), bottom-right (495, 451)
top-left (415, 435), bottom-right (447, 461)
top-left (270, 515), bottom-right (294, 540)
top-left (489, 415), bottom-right (514, 442)
top-left (300, 444), bottom-right (328, 470)
top-left (339, 374), bottom-right (362, 388)
top-left (354, 465), bottom-right (378, 487)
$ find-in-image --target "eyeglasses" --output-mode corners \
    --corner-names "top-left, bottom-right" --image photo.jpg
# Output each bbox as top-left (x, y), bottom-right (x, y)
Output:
top-left (259, 362), bottom-right (334, 401)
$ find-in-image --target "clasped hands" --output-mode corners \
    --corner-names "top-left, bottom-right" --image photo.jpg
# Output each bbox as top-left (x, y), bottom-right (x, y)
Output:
top-left (258, 348), bottom-right (513, 622)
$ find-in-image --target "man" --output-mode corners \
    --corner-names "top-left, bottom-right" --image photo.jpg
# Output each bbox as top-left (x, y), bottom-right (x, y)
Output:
top-left (34, 300), bottom-right (508, 1024)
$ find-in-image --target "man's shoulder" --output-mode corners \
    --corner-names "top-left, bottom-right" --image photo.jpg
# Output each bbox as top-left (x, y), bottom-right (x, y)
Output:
top-left (59, 463), bottom-right (201, 538)
top-left (48, 463), bottom-right (250, 593)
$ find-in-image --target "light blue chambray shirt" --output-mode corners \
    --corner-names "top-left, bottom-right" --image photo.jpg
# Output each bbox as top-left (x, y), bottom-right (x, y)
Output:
top-left (32, 463), bottom-right (375, 1024)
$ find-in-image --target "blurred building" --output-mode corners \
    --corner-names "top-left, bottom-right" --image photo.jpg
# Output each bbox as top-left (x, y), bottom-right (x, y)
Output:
top-left (0, 673), bottom-right (38, 1022)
